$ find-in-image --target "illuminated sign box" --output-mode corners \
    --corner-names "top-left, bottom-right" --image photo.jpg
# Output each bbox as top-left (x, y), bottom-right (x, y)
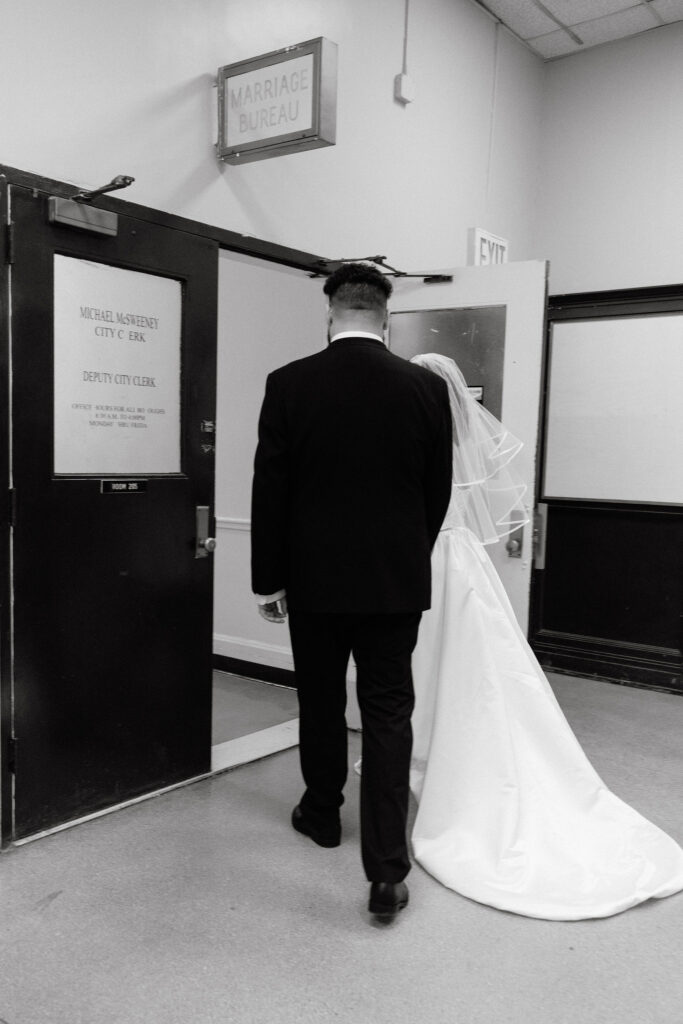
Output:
top-left (217, 37), bottom-right (337, 164)
top-left (468, 228), bottom-right (509, 266)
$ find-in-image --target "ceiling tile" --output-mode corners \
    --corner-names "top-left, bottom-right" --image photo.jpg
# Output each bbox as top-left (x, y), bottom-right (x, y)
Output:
top-left (572, 5), bottom-right (659, 44)
top-left (478, 0), bottom-right (558, 37)
top-left (526, 28), bottom-right (583, 58)
top-left (651, 0), bottom-right (683, 22)
top-left (483, 0), bottom-right (683, 61)
top-left (542, 0), bottom-right (637, 23)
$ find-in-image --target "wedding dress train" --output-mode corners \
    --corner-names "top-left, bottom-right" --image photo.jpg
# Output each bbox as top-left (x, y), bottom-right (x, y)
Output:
top-left (403, 352), bottom-right (683, 920)
top-left (410, 522), bottom-right (683, 920)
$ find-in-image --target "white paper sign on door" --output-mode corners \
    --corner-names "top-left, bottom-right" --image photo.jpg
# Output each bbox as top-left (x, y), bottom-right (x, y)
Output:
top-left (54, 256), bottom-right (182, 474)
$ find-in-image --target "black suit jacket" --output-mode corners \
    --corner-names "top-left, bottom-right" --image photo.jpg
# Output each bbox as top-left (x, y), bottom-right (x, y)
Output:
top-left (251, 337), bottom-right (453, 613)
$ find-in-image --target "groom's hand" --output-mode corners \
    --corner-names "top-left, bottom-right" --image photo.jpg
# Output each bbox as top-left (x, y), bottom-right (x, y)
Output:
top-left (258, 597), bottom-right (288, 623)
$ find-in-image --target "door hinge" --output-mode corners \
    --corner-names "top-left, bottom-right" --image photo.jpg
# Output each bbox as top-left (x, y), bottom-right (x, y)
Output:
top-left (7, 736), bottom-right (17, 774)
top-left (5, 221), bottom-right (15, 264)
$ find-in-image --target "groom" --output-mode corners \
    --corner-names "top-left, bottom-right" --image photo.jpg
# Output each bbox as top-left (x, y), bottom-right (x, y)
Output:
top-left (251, 262), bottom-right (452, 920)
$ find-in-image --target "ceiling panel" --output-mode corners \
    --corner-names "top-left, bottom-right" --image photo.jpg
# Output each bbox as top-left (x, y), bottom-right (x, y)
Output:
top-left (571, 5), bottom-right (659, 45)
top-left (475, 0), bottom-right (683, 59)
top-left (526, 29), bottom-right (582, 59)
top-left (542, 0), bottom-right (637, 20)
top-left (479, 0), bottom-right (558, 36)
top-left (652, 0), bottom-right (683, 21)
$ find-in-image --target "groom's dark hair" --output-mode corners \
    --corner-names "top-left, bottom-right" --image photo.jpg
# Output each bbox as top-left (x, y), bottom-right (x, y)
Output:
top-left (323, 262), bottom-right (393, 312)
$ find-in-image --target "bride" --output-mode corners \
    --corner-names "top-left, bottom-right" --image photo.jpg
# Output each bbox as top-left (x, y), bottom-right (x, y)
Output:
top-left (405, 352), bottom-right (683, 921)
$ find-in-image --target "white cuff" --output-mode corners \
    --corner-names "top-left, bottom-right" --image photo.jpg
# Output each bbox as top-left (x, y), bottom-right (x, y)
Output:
top-left (255, 589), bottom-right (287, 605)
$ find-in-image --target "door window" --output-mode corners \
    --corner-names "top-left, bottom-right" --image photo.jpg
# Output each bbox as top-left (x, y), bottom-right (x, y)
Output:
top-left (544, 315), bottom-right (683, 505)
top-left (54, 256), bottom-right (182, 475)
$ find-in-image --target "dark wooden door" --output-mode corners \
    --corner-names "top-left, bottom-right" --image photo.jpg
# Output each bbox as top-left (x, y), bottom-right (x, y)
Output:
top-left (530, 291), bottom-right (683, 694)
top-left (8, 184), bottom-right (218, 839)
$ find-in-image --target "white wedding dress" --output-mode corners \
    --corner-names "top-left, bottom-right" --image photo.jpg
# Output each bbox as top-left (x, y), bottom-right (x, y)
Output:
top-left (410, 485), bottom-right (683, 920)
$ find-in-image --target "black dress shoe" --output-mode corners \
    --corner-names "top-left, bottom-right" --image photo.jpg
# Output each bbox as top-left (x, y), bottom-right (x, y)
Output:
top-left (368, 881), bottom-right (409, 919)
top-left (291, 805), bottom-right (341, 848)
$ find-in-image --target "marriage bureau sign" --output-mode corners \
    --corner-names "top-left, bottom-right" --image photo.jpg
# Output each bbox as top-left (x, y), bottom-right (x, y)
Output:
top-left (217, 37), bottom-right (337, 164)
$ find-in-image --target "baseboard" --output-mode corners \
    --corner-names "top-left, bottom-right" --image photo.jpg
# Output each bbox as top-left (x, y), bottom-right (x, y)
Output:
top-left (213, 632), bottom-right (294, 670)
top-left (533, 639), bottom-right (682, 695)
top-left (212, 634), bottom-right (359, 718)
top-left (213, 654), bottom-right (296, 688)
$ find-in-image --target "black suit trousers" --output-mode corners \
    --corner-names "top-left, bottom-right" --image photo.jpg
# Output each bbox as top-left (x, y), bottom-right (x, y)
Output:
top-left (288, 610), bottom-right (422, 883)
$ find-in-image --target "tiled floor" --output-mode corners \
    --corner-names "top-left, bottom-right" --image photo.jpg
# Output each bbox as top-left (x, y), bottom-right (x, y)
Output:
top-left (211, 671), bottom-right (300, 774)
top-left (212, 671), bottom-right (298, 745)
top-left (2, 672), bottom-right (682, 1024)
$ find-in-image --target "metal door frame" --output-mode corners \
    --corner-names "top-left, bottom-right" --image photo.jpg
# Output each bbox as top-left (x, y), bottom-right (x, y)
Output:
top-left (0, 174), bottom-right (12, 842)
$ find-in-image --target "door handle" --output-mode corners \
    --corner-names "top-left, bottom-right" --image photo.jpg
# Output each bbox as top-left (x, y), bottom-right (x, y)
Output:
top-left (505, 526), bottom-right (523, 558)
top-left (195, 505), bottom-right (216, 558)
top-left (505, 509), bottom-right (527, 558)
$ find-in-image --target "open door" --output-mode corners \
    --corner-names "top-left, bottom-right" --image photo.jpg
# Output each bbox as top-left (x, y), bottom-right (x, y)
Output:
top-left (4, 184), bottom-right (218, 841)
top-left (389, 261), bottom-right (548, 629)
top-left (345, 260), bottom-right (548, 730)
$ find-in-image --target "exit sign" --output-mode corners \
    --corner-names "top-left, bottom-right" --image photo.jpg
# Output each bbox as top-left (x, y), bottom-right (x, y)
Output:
top-left (468, 228), bottom-right (509, 266)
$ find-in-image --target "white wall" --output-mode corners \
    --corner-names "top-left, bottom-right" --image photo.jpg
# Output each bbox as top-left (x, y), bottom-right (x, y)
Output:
top-left (213, 252), bottom-right (322, 671)
top-left (536, 23), bottom-right (683, 294)
top-left (0, 0), bottom-right (543, 270)
top-left (1, 0), bottom-right (679, 755)
top-left (0, 0), bottom-right (545, 691)
top-left (4, 1), bottom-right (678, 297)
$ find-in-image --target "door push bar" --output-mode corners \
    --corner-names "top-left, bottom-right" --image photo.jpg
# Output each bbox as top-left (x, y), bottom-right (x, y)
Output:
top-left (195, 506), bottom-right (217, 559)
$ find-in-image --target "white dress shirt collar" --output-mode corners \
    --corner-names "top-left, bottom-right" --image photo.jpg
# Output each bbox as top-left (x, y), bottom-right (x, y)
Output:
top-left (330, 331), bottom-right (385, 344)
